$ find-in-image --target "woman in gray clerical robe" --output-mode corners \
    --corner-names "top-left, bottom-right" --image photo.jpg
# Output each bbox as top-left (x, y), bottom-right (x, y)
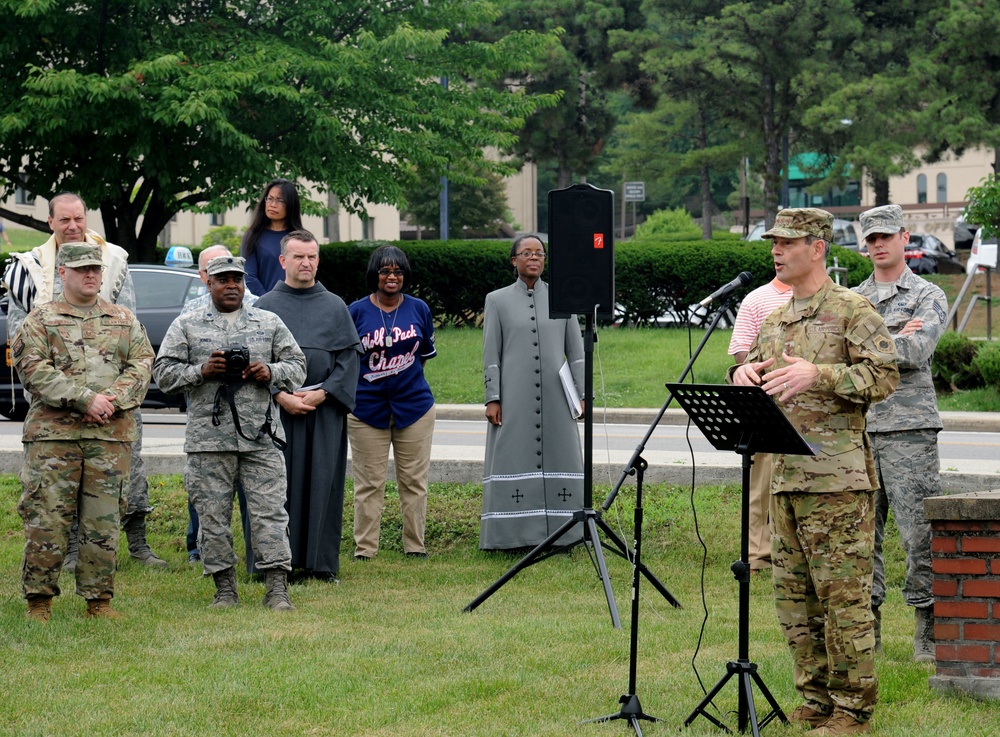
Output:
top-left (480, 235), bottom-right (585, 550)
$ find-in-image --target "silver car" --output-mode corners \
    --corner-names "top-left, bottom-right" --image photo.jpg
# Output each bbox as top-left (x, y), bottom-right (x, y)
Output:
top-left (0, 263), bottom-right (206, 420)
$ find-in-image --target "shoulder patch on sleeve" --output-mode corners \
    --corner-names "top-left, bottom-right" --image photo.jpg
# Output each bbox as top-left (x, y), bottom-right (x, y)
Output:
top-left (11, 336), bottom-right (24, 358)
top-left (873, 334), bottom-right (894, 354)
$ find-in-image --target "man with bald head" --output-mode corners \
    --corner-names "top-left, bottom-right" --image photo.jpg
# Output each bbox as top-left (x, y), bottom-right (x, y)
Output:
top-left (2, 192), bottom-right (166, 569)
top-left (182, 245), bottom-right (260, 316)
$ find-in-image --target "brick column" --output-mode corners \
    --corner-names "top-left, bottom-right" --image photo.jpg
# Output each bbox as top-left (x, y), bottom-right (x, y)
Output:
top-left (925, 490), bottom-right (1000, 700)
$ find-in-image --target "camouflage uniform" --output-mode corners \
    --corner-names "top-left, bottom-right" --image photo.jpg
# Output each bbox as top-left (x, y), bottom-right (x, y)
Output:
top-left (732, 277), bottom-right (898, 720)
top-left (854, 266), bottom-right (947, 610)
top-left (152, 297), bottom-right (306, 575)
top-left (13, 258), bottom-right (153, 603)
top-left (3, 232), bottom-right (154, 531)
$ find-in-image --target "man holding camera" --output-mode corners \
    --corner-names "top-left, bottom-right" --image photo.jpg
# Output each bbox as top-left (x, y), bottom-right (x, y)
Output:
top-left (153, 255), bottom-right (305, 610)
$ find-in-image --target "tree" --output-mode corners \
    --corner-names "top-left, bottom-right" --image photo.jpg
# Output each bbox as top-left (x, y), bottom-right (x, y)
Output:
top-left (480, 0), bottom-right (650, 189)
top-left (0, 0), bottom-right (557, 259)
top-left (637, 0), bottom-right (859, 227)
top-left (798, 0), bottom-right (934, 206)
top-left (401, 162), bottom-right (514, 237)
top-left (910, 1), bottom-right (1000, 173)
top-left (965, 174), bottom-right (1000, 238)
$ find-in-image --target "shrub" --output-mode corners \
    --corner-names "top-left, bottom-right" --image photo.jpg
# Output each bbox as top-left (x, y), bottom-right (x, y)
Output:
top-left (633, 208), bottom-right (702, 241)
top-left (933, 331), bottom-right (984, 391)
top-left (201, 226), bottom-right (241, 252)
top-left (972, 342), bottom-right (1000, 388)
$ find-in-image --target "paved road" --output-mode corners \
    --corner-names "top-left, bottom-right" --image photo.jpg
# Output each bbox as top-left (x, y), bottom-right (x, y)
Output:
top-left (3, 405), bottom-right (1000, 492)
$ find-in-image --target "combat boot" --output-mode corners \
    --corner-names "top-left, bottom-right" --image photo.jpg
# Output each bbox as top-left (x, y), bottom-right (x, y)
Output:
top-left (914, 605), bottom-right (936, 663)
top-left (123, 514), bottom-right (169, 569)
top-left (263, 570), bottom-right (296, 611)
top-left (210, 567), bottom-right (240, 608)
top-left (26, 595), bottom-right (53, 623)
top-left (804, 709), bottom-right (870, 736)
top-left (85, 599), bottom-right (121, 619)
top-left (872, 605), bottom-right (882, 654)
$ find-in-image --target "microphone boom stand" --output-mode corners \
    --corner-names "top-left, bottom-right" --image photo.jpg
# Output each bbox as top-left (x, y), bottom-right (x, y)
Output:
top-left (588, 296), bottom-right (736, 735)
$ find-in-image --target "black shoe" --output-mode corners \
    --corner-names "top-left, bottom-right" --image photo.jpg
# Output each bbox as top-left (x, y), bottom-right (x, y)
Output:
top-left (188, 551), bottom-right (201, 564)
top-left (353, 555), bottom-right (371, 562)
top-left (312, 571), bottom-right (340, 583)
top-left (405, 552), bottom-right (428, 559)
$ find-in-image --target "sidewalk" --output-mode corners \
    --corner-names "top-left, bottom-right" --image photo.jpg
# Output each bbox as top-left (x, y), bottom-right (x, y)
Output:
top-left (1, 405), bottom-right (998, 494)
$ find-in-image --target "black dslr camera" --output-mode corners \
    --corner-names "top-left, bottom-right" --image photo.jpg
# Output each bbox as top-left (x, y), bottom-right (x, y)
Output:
top-left (222, 345), bottom-right (251, 382)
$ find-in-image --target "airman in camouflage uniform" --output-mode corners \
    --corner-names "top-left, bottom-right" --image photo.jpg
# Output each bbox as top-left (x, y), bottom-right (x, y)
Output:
top-left (13, 243), bottom-right (153, 622)
top-left (152, 255), bottom-right (306, 610)
top-left (730, 208), bottom-right (899, 736)
top-left (853, 204), bottom-right (947, 663)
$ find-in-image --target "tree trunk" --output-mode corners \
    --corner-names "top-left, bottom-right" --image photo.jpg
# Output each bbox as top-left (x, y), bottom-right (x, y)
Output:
top-left (556, 166), bottom-right (574, 189)
top-left (327, 192), bottom-right (340, 242)
top-left (872, 175), bottom-right (890, 207)
top-left (698, 112), bottom-right (712, 239)
top-left (760, 76), bottom-right (781, 229)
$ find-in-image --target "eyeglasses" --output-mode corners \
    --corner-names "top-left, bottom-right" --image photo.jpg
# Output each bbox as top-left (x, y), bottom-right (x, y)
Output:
top-left (265, 196), bottom-right (285, 205)
top-left (516, 251), bottom-right (546, 260)
top-left (378, 268), bottom-right (405, 277)
top-left (70, 265), bottom-right (105, 274)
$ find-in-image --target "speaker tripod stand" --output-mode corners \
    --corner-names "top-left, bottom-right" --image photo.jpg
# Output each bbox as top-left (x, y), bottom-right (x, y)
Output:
top-left (464, 313), bottom-right (681, 627)
top-left (667, 383), bottom-right (814, 736)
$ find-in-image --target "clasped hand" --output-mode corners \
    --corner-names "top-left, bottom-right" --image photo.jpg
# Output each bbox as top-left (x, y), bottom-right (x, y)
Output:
top-left (732, 352), bottom-right (819, 402)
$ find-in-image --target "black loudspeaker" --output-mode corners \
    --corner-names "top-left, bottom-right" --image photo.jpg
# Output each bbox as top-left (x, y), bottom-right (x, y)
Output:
top-left (547, 183), bottom-right (615, 318)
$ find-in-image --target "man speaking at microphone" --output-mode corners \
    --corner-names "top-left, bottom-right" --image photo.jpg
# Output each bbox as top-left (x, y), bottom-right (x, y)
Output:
top-left (728, 208), bottom-right (898, 736)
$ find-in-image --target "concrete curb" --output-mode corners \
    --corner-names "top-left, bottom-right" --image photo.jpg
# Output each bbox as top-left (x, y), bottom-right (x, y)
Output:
top-left (2, 405), bottom-right (998, 494)
top-left (434, 404), bottom-right (1000, 433)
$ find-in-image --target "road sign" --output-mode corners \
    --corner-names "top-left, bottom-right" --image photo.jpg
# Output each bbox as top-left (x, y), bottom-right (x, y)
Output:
top-left (623, 181), bottom-right (645, 202)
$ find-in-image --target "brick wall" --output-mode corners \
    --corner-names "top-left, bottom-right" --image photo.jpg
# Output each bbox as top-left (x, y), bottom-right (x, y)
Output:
top-left (925, 491), bottom-right (1000, 700)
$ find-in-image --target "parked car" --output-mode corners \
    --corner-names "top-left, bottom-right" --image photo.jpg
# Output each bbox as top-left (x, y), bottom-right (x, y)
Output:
top-left (955, 212), bottom-right (977, 250)
top-left (0, 263), bottom-right (206, 420)
top-left (859, 233), bottom-right (963, 275)
top-left (745, 218), bottom-right (862, 250)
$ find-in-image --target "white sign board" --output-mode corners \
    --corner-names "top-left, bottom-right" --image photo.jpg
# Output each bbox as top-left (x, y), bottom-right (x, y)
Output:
top-left (623, 181), bottom-right (645, 202)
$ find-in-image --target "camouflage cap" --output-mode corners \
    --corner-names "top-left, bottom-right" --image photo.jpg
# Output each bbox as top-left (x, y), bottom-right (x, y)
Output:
top-left (205, 255), bottom-right (246, 276)
top-left (57, 242), bottom-right (104, 268)
top-left (761, 208), bottom-right (834, 241)
top-left (860, 204), bottom-right (906, 239)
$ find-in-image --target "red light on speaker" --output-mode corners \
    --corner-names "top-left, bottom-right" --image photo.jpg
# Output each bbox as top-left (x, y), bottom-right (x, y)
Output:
top-left (594, 233), bottom-right (604, 249)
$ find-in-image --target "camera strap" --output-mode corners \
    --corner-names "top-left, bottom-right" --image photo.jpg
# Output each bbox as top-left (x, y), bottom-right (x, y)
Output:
top-left (212, 381), bottom-right (287, 451)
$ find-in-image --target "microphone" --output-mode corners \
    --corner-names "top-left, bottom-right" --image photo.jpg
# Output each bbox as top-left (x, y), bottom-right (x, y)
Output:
top-left (698, 271), bottom-right (753, 308)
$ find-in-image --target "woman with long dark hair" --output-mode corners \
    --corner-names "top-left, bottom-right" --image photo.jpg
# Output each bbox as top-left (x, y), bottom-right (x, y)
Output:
top-left (241, 178), bottom-right (304, 295)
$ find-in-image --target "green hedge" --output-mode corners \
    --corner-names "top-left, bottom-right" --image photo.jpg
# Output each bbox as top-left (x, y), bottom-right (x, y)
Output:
top-left (157, 238), bottom-right (874, 327)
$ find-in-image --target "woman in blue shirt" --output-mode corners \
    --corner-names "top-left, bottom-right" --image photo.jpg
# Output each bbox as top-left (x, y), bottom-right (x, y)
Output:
top-left (348, 245), bottom-right (437, 561)
top-left (241, 178), bottom-right (304, 295)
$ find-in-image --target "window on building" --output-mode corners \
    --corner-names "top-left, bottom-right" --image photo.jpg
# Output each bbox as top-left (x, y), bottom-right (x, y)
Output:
top-left (917, 174), bottom-right (927, 204)
top-left (937, 173), bottom-right (948, 204)
top-left (210, 213), bottom-right (225, 227)
top-left (362, 216), bottom-right (374, 240)
top-left (15, 174), bottom-right (35, 205)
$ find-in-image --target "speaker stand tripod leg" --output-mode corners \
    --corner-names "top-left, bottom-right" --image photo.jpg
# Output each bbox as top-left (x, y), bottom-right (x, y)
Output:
top-left (584, 512), bottom-right (621, 628)
top-left (595, 518), bottom-right (681, 609)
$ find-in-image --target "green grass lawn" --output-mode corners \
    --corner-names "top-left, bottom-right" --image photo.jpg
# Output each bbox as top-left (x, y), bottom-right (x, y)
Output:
top-left (424, 325), bottom-right (1000, 412)
top-left (1, 225), bottom-right (47, 252)
top-left (2, 476), bottom-right (996, 736)
top-left (425, 325), bottom-right (735, 407)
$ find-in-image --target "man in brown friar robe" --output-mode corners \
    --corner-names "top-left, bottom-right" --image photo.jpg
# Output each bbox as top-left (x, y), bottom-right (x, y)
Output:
top-left (254, 230), bottom-right (361, 581)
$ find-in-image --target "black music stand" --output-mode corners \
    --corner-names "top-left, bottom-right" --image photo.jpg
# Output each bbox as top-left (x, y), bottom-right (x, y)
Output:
top-left (666, 383), bottom-right (815, 736)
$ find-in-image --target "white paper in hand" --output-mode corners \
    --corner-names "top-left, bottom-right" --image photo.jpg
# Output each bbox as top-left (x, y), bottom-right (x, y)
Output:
top-left (559, 360), bottom-right (583, 419)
